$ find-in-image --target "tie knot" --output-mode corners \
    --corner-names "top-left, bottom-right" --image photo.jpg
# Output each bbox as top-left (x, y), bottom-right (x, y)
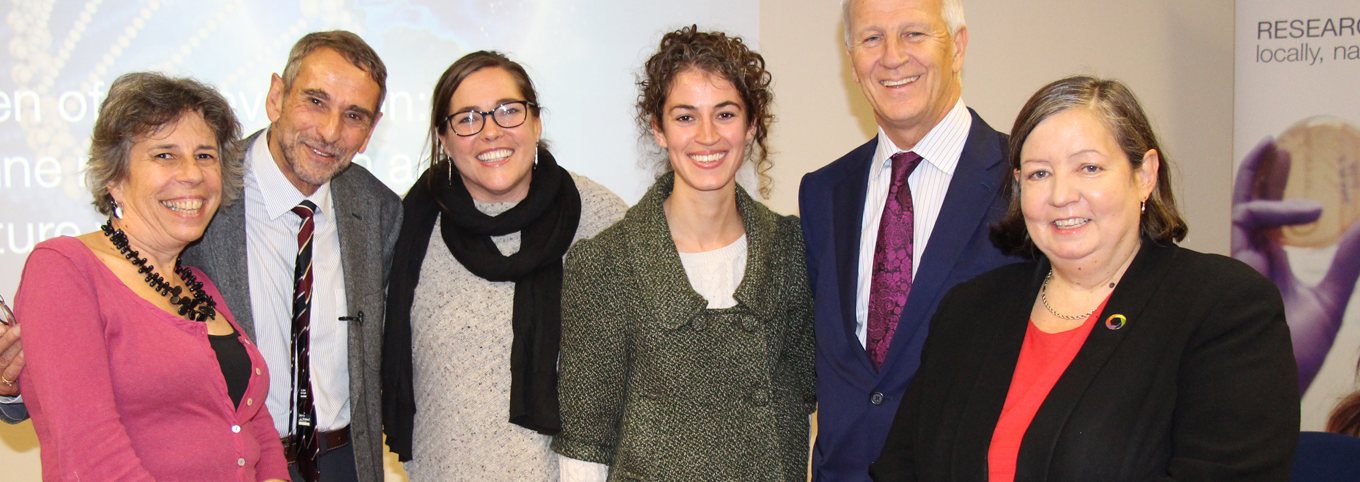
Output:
top-left (292, 200), bottom-right (318, 220)
top-left (890, 151), bottom-right (924, 184)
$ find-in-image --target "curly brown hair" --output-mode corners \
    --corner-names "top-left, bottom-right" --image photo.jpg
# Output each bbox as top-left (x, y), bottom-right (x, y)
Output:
top-left (637, 25), bottom-right (775, 198)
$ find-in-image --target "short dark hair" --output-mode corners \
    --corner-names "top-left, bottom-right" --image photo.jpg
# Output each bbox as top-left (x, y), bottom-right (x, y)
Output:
top-left (424, 50), bottom-right (545, 171)
top-left (637, 25), bottom-right (775, 198)
top-left (281, 30), bottom-right (388, 112)
top-left (991, 76), bottom-right (1187, 256)
top-left (86, 72), bottom-right (243, 215)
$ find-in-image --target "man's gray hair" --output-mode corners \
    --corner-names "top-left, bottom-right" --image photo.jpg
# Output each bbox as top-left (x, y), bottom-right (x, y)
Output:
top-left (841, 0), bottom-right (967, 48)
top-left (281, 30), bottom-right (388, 113)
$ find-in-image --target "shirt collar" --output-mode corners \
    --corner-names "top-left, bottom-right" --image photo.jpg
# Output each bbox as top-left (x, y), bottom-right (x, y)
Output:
top-left (872, 98), bottom-right (972, 177)
top-left (247, 128), bottom-right (333, 220)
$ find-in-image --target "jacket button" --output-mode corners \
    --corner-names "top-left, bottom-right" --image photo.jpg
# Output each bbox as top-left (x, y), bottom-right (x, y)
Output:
top-left (237, 458), bottom-right (246, 467)
top-left (870, 392), bottom-right (885, 405)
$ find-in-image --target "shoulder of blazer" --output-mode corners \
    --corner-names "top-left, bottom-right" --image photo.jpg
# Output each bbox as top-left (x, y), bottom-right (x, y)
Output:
top-left (933, 260), bottom-right (1038, 324)
top-left (804, 137), bottom-right (878, 186)
top-left (332, 163), bottom-right (400, 205)
top-left (964, 108), bottom-right (1009, 160)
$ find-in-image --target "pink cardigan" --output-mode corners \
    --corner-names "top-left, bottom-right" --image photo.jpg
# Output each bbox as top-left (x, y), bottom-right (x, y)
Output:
top-left (16, 236), bottom-right (288, 481)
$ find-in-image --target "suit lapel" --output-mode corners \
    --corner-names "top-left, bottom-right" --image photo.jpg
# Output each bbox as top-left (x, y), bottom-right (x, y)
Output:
top-left (331, 172), bottom-right (365, 319)
top-left (628, 175), bottom-right (708, 327)
top-left (187, 131), bottom-right (263, 339)
top-left (329, 168), bottom-right (372, 414)
top-left (832, 139), bottom-right (876, 352)
top-left (1017, 243), bottom-right (1177, 475)
top-left (884, 111), bottom-right (1007, 370)
top-left (208, 200), bottom-right (254, 337)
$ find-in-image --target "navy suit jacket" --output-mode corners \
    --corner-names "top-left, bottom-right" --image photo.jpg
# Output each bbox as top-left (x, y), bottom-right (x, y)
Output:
top-left (798, 109), bottom-right (1020, 481)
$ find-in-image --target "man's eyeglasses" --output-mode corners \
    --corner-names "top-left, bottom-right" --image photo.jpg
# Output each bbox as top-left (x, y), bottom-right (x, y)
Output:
top-left (443, 100), bottom-right (536, 137)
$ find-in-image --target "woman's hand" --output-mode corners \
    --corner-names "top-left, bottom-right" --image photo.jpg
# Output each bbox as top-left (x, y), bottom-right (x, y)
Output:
top-left (0, 324), bottom-right (23, 397)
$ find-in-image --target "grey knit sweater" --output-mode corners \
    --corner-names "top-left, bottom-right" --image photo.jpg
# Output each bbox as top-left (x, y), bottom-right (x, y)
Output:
top-left (405, 173), bottom-right (626, 481)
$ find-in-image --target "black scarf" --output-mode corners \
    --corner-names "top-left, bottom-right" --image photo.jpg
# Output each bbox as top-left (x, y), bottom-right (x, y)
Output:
top-left (382, 146), bottom-right (581, 461)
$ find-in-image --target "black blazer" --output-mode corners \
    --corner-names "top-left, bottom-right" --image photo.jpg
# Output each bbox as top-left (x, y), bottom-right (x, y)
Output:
top-left (870, 242), bottom-right (1299, 481)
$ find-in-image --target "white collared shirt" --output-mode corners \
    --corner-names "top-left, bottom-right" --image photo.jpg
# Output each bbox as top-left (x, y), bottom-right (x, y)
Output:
top-left (854, 99), bottom-right (973, 347)
top-left (242, 132), bottom-right (350, 435)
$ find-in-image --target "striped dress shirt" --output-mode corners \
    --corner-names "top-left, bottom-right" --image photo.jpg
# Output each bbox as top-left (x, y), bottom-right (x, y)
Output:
top-left (854, 99), bottom-right (974, 347)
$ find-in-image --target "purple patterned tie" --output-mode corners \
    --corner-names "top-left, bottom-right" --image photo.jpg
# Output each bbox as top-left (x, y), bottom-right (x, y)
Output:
top-left (867, 151), bottom-right (923, 370)
top-left (290, 200), bottom-right (320, 481)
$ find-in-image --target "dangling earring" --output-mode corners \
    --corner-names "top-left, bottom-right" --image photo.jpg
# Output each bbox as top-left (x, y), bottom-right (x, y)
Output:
top-left (111, 198), bottom-right (123, 219)
top-left (1140, 200), bottom-right (1146, 214)
top-left (533, 143), bottom-right (540, 170)
top-left (437, 139), bottom-right (454, 185)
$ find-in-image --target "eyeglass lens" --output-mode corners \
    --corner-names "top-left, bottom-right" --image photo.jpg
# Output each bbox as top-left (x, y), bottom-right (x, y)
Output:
top-left (449, 101), bottom-right (530, 136)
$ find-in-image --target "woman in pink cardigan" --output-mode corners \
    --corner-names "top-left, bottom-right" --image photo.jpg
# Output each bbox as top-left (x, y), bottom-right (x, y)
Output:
top-left (14, 72), bottom-right (287, 481)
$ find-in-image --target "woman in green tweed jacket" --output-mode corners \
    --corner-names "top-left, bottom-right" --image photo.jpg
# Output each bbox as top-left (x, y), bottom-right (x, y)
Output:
top-left (552, 26), bottom-right (816, 482)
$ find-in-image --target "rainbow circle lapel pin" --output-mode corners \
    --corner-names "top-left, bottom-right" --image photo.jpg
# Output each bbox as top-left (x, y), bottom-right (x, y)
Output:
top-left (1105, 314), bottom-right (1127, 331)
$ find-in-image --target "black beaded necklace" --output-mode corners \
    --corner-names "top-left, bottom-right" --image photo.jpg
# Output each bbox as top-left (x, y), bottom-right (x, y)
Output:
top-left (101, 222), bottom-right (217, 322)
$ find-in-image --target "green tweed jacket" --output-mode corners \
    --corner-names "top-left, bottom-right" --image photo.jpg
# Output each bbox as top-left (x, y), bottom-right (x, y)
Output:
top-left (552, 174), bottom-right (816, 481)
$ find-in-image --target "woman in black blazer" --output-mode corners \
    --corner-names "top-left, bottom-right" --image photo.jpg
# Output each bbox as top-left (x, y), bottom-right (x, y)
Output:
top-left (869, 76), bottom-right (1299, 481)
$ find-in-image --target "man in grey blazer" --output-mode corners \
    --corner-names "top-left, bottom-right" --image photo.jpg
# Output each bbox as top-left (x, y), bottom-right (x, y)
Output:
top-left (189, 31), bottom-right (400, 482)
top-left (0, 31), bottom-right (399, 481)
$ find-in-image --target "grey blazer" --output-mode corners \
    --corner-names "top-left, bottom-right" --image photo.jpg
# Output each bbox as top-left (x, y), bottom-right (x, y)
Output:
top-left (183, 131), bottom-right (402, 482)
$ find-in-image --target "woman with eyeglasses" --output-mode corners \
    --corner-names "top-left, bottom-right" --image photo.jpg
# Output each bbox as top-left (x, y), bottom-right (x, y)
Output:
top-left (380, 51), bottom-right (627, 480)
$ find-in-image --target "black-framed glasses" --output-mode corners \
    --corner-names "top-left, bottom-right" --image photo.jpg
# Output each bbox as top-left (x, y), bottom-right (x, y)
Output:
top-left (443, 100), bottom-right (536, 137)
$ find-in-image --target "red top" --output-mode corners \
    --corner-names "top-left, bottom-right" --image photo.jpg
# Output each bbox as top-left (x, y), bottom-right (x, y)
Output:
top-left (987, 297), bottom-right (1110, 482)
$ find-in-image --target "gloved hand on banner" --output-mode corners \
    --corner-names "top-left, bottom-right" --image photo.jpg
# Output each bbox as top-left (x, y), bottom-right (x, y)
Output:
top-left (1231, 137), bottom-right (1360, 393)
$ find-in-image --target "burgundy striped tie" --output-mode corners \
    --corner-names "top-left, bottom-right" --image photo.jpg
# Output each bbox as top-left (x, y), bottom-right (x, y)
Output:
top-left (866, 151), bottom-right (923, 370)
top-left (290, 200), bottom-right (320, 481)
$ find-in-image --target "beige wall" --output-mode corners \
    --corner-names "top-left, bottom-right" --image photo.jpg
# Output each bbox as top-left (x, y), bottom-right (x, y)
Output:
top-left (0, 419), bottom-right (37, 480)
top-left (0, 1), bottom-right (1236, 479)
top-left (761, 0), bottom-right (1236, 255)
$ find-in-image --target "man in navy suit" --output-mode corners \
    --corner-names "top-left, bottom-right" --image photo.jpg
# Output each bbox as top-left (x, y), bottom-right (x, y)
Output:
top-left (799, 0), bottom-right (1020, 479)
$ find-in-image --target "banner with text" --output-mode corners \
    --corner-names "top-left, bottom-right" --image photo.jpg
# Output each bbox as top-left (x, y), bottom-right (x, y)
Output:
top-left (1234, 0), bottom-right (1360, 432)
